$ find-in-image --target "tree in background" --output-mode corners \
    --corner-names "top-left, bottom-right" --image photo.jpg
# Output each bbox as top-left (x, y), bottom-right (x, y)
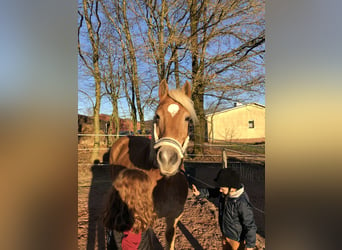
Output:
top-left (101, 0), bottom-right (146, 134)
top-left (187, 0), bottom-right (265, 154)
top-left (78, 0), bottom-right (103, 162)
top-left (135, 0), bottom-right (189, 88)
top-left (79, 0), bottom-right (265, 157)
top-left (100, 38), bottom-right (121, 147)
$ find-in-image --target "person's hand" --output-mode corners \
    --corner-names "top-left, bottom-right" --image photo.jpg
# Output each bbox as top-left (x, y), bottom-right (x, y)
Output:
top-left (192, 184), bottom-right (200, 196)
top-left (243, 241), bottom-right (254, 250)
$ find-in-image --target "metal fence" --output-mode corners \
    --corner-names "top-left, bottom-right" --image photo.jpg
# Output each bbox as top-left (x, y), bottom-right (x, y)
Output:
top-left (229, 162), bottom-right (265, 183)
top-left (78, 134), bottom-right (265, 183)
top-left (77, 139), bottom-right (265, 217)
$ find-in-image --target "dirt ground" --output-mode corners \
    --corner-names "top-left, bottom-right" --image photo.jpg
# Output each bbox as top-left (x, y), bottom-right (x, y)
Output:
top-left (78, 148), bottom-right (265, 250)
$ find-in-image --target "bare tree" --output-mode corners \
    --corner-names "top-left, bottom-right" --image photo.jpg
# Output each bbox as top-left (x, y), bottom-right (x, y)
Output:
top-left (135, 0), bottom-right (190, 86)
top-left (79, 0), bottom-right (265, 157)
top-left (100, 37), bottom-right (121, 146)
top-left (186, 0), bottom-right (265, 154)
top-left (133, 0), bottom-right (264, 154)
top-left (101, 0), bottom-right (147, 134)
top-left (78, 0), bottom-right (103, 162)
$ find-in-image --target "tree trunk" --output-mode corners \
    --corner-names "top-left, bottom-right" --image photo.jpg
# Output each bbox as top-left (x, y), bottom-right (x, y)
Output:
top-left (81, 0), bottom-right (102, 163)
top-left (108, 99), bottom-right (119, 147)
top-left (192, 83), bottom-right (205, 155)
top-left (174, 47), bottom-right (180, 89)
top-left (122, 0), bottom-right (144, 134)
top-left (189, 0), bottom-right (205, 155)
top-left (91, 57), bottom-right (102, 162)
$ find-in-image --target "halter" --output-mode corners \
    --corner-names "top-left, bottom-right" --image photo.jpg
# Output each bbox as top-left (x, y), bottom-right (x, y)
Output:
top-left (153, 123), bottom-right (189, 159)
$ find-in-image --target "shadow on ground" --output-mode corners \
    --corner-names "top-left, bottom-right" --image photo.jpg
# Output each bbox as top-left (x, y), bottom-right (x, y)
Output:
top-left (86, 151), bottom-right (112, 250)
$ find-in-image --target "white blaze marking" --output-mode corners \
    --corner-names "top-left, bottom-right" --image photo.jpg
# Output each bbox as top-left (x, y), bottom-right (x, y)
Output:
top-left (167, 104), bottom-right (179, 117)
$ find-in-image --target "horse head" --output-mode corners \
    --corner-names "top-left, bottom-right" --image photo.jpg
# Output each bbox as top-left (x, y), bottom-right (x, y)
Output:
top-left (152, 79), bottom-right (198, 176)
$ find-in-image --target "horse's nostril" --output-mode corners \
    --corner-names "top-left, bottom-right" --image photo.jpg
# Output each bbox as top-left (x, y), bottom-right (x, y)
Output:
top-left (158, 150), bottom-right (167, 164)
top-left (158, 149), bottom-right (179, 166)
top-left (169, 151), bottom-right (178, 165)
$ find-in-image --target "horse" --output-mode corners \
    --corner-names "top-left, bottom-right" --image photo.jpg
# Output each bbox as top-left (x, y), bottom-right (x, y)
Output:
top-left (107, 79), bottom-right (197, 249)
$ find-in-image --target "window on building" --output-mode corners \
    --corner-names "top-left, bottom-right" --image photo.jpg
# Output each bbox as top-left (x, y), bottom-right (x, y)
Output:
top-left (249, 120), bottom-right (254, 128)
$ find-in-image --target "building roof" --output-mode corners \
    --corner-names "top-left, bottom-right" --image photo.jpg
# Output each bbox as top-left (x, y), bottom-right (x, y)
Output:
top-left (205, 102), bottom-right (265, 117)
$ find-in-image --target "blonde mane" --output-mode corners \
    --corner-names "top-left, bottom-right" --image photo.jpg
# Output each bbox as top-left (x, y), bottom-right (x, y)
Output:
top-left (168, 89), bottom-right (198, 124)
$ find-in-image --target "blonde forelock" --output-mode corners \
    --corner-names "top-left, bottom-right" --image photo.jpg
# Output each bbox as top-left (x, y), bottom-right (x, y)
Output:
top-left (167, 89), bottom-right (198, 124)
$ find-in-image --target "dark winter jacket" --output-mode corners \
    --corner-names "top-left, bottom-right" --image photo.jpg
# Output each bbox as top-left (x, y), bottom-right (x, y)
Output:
top-left (197, 185), bottom-right (257, 248)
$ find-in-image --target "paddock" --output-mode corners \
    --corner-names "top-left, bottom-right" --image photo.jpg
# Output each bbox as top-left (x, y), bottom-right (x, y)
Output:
top-left (78, 145), bottom-right (265, 249)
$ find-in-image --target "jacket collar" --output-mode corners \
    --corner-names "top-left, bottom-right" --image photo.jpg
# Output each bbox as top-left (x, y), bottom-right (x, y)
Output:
top-left (228, 184), bottom-right (244, 198)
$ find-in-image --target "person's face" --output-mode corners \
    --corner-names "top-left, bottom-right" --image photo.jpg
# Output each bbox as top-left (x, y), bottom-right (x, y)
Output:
top-left (219, 187), bottom-right (229, 195)
top-left (219, 187), bottom-right (237, 195)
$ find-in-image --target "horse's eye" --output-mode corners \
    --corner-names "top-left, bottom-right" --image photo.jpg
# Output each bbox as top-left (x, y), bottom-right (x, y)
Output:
top-left (155, 114), bottom-right (160, 121)
top-left (185, 116), bottom-right (190, 122)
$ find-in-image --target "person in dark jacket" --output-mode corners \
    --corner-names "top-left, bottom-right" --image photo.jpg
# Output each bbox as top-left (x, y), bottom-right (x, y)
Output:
top-left (192, 168), bottom-right (257, 250)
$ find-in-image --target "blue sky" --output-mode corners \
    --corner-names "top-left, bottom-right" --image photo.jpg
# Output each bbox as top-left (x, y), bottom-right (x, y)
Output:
top-left (78, 1), bottom-right (265, 120)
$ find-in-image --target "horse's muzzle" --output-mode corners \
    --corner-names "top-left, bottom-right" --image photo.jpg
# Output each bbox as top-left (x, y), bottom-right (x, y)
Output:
top-left (156, 145), bottom-right (182, 176)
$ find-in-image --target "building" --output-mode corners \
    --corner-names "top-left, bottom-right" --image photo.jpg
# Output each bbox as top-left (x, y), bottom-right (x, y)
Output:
top-left (78, 114), bottom-right (153, 135)
top-left (206, 103), bottom-right (265, 143)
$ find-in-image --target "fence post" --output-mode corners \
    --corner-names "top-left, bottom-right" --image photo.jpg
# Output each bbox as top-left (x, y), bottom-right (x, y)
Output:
top-left (222, 149), bottom-right (227, 168)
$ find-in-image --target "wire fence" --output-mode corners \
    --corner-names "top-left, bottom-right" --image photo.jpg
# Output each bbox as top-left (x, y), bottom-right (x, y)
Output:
top-left (78, 133), bottom-right (265, 144)
top-left (78, 134), bottom-right (265, 170)
top-left (78, 134), bottom-right (264, 158)
top-left (77, 135), bottom-right (265, 215)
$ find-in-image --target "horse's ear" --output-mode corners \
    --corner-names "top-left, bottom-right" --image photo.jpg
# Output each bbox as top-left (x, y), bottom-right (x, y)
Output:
top-left (159, 79), bottom-right (168, 99)
top-left (182, 81), bottom-right (191, 98)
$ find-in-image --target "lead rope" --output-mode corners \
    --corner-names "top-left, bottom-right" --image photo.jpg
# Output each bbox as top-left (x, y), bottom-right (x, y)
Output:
top-left (183, 171), bottom-right (217, 189)
top-left (183, 170), bottom-right (265, 214)
top-left (181, 170), bottom-right (222, 245)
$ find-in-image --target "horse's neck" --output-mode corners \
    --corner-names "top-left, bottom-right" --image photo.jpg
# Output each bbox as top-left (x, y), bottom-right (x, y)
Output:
top-left (149, 138), bottom-right (158, 166)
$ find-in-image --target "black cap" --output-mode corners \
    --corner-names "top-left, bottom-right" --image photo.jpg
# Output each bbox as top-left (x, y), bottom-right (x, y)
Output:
top-left (214, 168), bottom-right (240, 188)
